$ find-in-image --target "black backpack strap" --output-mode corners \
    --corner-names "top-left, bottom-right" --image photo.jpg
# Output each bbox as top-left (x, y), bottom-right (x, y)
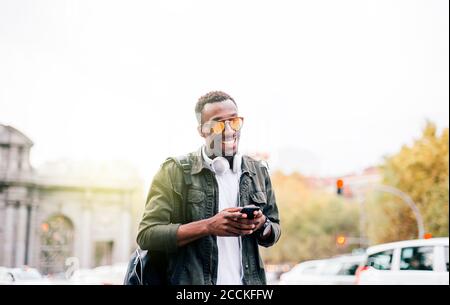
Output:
top-left (166, 155), bottom-right (192, 223)
top-left (177, 155), bottom-right (192, 187)
top-left (177, 155), bottom-right (192, 224)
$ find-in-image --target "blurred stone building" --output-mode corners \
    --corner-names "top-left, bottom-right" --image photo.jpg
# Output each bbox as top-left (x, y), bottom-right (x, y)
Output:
top-left (0, 124), bottom-right (143, 274)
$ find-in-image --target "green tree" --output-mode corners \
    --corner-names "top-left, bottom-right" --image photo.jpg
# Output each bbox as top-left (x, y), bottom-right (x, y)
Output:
top-left (366, 121), bottom-right (449, 244)
top-left (261, 171), bottom-right (360, 264)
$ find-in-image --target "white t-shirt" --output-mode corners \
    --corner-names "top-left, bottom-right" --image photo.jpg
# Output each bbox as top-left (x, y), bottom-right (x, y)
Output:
top-left (202, 147), bottom-right (243, 285)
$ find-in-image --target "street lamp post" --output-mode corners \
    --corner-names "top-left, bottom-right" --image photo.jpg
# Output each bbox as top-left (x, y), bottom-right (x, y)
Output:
top-left (349, 183), bottom-right (425, 240)
top-left (370, 184), bottom-right (425, 239)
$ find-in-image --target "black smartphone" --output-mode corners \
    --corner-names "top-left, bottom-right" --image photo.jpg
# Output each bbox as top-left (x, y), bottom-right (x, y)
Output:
top-left (240, 205), bottom-right (260, 219)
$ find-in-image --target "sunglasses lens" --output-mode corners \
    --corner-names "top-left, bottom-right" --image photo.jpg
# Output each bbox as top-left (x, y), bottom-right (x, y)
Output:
top-left (230, 117), bottom-right (243, 131)
top-left (207, 118), bottom-right (242, 134)
top-left (211, 121), bottom-right (224, 134)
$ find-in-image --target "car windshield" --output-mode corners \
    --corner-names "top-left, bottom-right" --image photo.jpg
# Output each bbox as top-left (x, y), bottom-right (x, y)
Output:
top-left (337, 262), bottom-right (360, 275)
top-left (367, 250), bottom-right (394, 270)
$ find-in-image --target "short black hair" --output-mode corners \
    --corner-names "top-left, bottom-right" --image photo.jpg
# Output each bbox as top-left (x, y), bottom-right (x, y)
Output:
top-left (195, 91), bottom-right (237, 124)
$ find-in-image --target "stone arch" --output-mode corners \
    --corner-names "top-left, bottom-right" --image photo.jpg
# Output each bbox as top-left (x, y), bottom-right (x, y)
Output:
top-left (39, 214), bottom-right (74, 275)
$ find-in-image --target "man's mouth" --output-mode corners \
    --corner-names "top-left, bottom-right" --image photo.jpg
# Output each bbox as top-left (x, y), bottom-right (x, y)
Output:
top-left (208, 135), bottom-right (239, 155)
top-left (222, 138), bottom-right (235, 145)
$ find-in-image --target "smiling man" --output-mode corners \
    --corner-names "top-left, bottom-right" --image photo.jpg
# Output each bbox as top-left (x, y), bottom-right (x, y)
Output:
top-left (137, 91), bottom-right (281, 285)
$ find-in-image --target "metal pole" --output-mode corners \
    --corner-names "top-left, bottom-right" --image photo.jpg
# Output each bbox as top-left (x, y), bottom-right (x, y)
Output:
top-left (356, 192), bottom-right (366, 248)
top-left (347, 183), bottom-right (425, 240)
top-left (372, 185), bottom-right (425, 239)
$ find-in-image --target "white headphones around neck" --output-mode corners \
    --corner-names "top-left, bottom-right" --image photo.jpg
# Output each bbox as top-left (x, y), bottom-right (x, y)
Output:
top-left (211, 154), bottom-right (242, 175)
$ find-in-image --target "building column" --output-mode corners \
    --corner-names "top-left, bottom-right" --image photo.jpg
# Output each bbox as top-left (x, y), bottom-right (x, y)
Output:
top-left (27, 203), bottom-right (39, 267)
top-left (79, 189), bottom-right (92, 269)
top-left (116, 191), bottom-right (132, 262)
top-left (3, 202), bottom-right (16, 267)
top-left (14, 202), bottom-right (28, 266)
top-left (0, 199), bottom-right (5, 266)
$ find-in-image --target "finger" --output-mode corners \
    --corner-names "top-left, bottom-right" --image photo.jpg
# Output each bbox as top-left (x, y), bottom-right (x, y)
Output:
top-left (225, 227), bottom-right (244, 236)
top-left (226, 225), bottom-right (253, 236)
top-left (240, 229), bottom-right (254, 235)
top-left (223, 207), bottom-right (242, 212)
top-left (224, 211), bottom-right (243, 219)
top-left (228, 221), bottom-right (256, 230)
top-left (253, 219), bottom-right (264, 230)
top-left (223, 230), bottom-right (239, 237)
top-left (253, 210), bottom-right (263, 218)
top-left (234, 218), bottom-right (256, 225)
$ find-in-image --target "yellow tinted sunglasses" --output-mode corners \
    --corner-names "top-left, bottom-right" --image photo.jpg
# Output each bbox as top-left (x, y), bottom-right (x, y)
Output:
top-left (205, 117), bottom-right (244, 135)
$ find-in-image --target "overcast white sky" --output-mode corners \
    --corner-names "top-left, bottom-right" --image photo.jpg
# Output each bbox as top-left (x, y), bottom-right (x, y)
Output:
top-left (1, 0), bottom-right (448, 187)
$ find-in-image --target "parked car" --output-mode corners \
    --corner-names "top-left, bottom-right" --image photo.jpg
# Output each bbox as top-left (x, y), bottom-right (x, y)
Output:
top-left (69, 263), bottom-right (128, 285)
top-left (0, 266), bottom-right (50, 285)
top-left (279, 254), bottom-right (365, 285)
top-left (356, 237), bottom-right (449, 285)
top-left (0, 267), bottom-right (15, 284)
top-left (265, 264), bottom-right (292, 285)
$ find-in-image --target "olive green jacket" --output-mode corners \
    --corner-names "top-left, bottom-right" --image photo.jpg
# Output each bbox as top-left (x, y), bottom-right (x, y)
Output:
top-left (136, 148), bottom-right (281, 285)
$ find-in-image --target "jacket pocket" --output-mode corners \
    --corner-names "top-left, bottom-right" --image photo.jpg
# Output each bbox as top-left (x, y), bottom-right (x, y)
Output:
top-left (187, 189), bottom-right (206, 220)
top-left (250, 191), bottom-right (267, 206)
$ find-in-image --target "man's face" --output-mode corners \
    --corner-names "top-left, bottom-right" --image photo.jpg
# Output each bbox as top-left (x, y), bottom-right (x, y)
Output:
top-left (199, 100), bottom-right (242, 157)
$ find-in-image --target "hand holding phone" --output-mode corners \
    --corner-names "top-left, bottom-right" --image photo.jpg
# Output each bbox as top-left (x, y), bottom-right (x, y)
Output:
top-left (240, 205), bottom-right (260, 220)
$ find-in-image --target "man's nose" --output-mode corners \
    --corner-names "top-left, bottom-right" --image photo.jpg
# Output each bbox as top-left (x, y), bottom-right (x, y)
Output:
top-left (223, 121), bottom-right (235, 135)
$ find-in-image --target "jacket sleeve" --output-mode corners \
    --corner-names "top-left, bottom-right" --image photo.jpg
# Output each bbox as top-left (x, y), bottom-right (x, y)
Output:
top-left (257, 166), bottom-right (281, 247)
top-left (136, 161), bottom-right (181, 253)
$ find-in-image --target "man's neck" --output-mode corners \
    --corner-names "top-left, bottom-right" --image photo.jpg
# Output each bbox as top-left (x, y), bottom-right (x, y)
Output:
top-left (224, 155), bottom-right (234, 170)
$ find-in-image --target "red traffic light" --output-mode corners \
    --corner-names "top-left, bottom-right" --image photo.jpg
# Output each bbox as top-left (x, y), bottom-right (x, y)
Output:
top-left (337, 179), bottom-right (344, 195)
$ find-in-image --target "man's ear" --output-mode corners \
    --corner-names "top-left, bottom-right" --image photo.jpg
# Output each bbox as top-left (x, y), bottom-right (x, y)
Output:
top-left (197, 125), bottom-right (206, 138)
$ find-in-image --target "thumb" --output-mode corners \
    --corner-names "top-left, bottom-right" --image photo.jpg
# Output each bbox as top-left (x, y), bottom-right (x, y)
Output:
top-left (223, 207), bottom-right (242, 212)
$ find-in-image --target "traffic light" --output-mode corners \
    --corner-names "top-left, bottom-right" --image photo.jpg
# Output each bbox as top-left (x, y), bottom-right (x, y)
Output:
top-left (336, 235), bottom-right (346, 246)
top-left (336, 179), bottom-right (344, 195)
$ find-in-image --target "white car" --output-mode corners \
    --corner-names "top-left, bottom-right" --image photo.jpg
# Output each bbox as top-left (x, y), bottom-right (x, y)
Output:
top-left (0, 266), bottom-right (50, 285)
top-left (69, 263), bottom-right (128, 285)
top-left (356, 237), bottom-right (449, 285)
top-left (279, 254), bottom-right (365, 285)
top-left (0, 267), bottom-right (15, 285)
